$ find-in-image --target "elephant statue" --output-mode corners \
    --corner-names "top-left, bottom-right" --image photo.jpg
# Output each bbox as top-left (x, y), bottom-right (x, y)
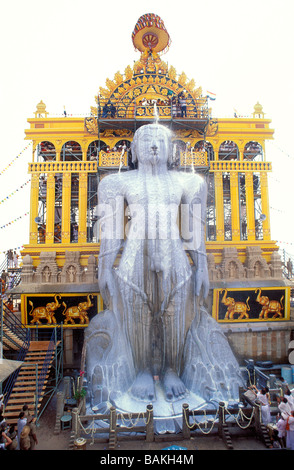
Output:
top-left (62, 294), bottom-right (93, 325)
top-left (28, 294), bottom-right (61, 325)
top-left (255, 288), bottom-right (284, 319)
top-left (220, 289), bottom-right (250, 320)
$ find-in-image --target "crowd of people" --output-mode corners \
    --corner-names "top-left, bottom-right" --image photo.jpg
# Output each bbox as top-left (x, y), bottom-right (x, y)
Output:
top-left (99, 91), bottom-right (199, 120)
top-left (0, 399), bottom-right (38, 451)
top-left (246, 378), bottom-right (294, 449)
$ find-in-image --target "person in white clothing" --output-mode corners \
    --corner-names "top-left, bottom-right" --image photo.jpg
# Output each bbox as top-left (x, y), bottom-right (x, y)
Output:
top-left (286, 410), bottom-right (294, 450)
top-left (277, 395), bottom-right (292, 419)
top-left (251, 385), bottom-right (271, 425)
top-left (276, 414), bottom-right (287, 447)
top-left (285, 390), bottom-right (294, 411)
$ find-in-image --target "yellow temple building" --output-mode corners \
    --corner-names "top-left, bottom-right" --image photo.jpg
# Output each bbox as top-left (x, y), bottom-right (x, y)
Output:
top-left (11, 13), bottom-right (293, 368)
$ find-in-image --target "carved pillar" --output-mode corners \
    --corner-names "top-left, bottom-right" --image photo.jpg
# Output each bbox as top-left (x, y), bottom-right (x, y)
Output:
top-left (29, 173), bottom-right (39, 244)
top-left (55, 140), bottom-right (62, 162)
top-left (62, 172), bottom-right (71, 243)
top-left (245, 172), bottom-right (255, 240)
top-left (46, 173), bottom-right (56, 244)
top-left (214, 172), bottom-right (224, 241)
top-left (78, 172), bottom-right (88, 243)
top-left (230, 171), bottom-right (240, 240)
top-left (260, 172), bottom-right (271, 240)
top-left (81, 140), bottom-right (88, 161)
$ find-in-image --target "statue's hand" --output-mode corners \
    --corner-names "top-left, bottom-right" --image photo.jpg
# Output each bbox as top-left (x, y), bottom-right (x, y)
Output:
top-left (195, 263), bottom-right (209, 299)
top-left (98, 268), bottom-right (115, 307)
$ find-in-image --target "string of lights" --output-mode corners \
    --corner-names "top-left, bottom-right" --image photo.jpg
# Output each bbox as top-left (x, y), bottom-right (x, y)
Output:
top-left (0, 142), bottom-right (32, 177)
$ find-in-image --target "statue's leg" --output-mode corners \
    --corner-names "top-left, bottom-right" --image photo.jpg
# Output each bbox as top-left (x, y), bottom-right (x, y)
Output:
top-left (181, 306), bottom-right (244, 402)
top-left (85, 309), bottom-right (135, 407)
top-left (160, 283), bottom-right (189, 401)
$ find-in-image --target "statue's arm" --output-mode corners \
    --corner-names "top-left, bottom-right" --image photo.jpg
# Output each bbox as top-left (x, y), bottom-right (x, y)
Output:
top-left (97, 176), bottom-right (124, 306)
top-left (182, 175), bottom-right (209, 299)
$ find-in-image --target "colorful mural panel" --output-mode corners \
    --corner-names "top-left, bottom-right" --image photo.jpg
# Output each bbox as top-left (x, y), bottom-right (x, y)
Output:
top-left (213, 287), bottom-right (290, 322)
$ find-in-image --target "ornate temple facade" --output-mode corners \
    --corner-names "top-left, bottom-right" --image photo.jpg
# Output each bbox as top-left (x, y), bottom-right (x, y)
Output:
top-left (14, 14), bottom-right (293, 366)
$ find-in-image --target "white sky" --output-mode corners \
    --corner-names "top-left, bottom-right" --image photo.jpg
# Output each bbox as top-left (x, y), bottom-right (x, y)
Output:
top-left (1, 0), bottom-right (294, 265)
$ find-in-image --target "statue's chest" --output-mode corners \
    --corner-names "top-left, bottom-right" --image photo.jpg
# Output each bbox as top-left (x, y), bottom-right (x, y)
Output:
top-left (125, 175), bottom-right (182, 205)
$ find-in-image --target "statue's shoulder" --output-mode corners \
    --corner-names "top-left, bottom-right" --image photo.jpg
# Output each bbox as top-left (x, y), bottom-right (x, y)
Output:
top-left (98, 171), bottom-right (139, 194)
top-left (176, 171), bottom-right (206, 189)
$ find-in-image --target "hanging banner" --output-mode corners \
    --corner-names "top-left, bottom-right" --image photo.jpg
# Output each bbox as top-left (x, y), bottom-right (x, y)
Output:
top-left (213, 287), bottom-right (290, 322)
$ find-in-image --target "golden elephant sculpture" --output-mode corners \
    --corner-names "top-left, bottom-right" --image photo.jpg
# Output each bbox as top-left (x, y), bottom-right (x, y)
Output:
top-left (62, 294), bottom-right (94, 325)
top-left (255, 288), bottom-right (284, 319)
top-left (220, 288), bottom-right (250, 320)
top-left (28, 294), bottom-right (61, 325)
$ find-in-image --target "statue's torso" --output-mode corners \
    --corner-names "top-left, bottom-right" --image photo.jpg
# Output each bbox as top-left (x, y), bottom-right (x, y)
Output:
top-left (114, 170), bottom-right (196, 276)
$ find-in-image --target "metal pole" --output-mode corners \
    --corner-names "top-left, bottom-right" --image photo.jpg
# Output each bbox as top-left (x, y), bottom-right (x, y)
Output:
top-left (35, 363), bottom-right (39, 417)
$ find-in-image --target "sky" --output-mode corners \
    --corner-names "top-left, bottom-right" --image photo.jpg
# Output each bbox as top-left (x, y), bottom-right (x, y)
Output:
top-left (1, 0), bottom-right (294, 265)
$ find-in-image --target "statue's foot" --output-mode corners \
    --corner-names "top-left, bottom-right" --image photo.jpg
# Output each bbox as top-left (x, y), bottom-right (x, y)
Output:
top-left (163, 368), bottom-right (187, 401)
top-left (130, 370), bottom-right (156, 402)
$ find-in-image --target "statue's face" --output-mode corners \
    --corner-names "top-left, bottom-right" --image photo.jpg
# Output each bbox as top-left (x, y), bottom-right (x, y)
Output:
top-left (135, 125), bottom-right (170, 165)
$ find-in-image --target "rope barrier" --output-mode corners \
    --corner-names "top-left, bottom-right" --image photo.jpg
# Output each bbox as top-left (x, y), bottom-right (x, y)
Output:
top-left (117, 410), bottom-right (151, 428)
top-left (184, 407), bottom-right (219, 434)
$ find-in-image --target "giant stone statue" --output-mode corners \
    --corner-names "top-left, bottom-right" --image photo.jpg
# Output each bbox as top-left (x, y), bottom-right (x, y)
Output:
top-left (85, 123), bottom-right (243, 415)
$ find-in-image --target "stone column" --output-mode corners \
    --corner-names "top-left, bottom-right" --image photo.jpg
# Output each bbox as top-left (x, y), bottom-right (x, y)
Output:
top-left (63, 329), bottom-right (74, 366)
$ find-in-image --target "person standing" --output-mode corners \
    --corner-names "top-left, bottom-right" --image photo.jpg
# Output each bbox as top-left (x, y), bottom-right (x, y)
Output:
top-left (251, 385), bottom-right (271, 425)
top-left (17, 412), bottom-right (27, 449)
top-left (285, 389), bottom-right (294, 411)
top-left (27, 416), bottom-right (38, 450)
top-left (277, 395), bottom-right (292, 418)
top-left (19, 426), bottom-right (30, 450)
top-left (276, 414), bottom-right (287, 448)
top-left (179, 94), bottom-right (187, 117)
top-left (286, 410), bottom-right (294, 450)
top-left (6, 424), bottom-right (18, 450)
top-left (0, 430), bottom-right (12, 449)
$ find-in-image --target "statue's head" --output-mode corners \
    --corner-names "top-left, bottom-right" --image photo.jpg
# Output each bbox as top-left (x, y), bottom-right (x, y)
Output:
top-left (131, 123), bottom-right (173, 165)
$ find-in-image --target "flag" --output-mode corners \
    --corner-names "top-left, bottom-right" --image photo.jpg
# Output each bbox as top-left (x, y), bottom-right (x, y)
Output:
top-left (207, 91), bottom-right (216, 101)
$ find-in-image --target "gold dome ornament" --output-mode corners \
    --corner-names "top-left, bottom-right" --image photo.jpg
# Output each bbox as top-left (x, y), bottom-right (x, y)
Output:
top-left (132, 13), bottom-right (171, 56)
top-left (35, 100), bottom-right (48, 118)
top-left (253, 101), bottom-right (264, 118)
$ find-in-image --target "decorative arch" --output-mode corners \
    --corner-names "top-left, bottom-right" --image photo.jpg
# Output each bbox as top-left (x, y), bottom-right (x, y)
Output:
top-left (38, 141), bottom-right (56, 162)
top-left (244, 141), bottom-right (263, 161)
top-left (218, 141), bottom-right (239, 160)
top-left (61, 141), bottom-right (82, 161)
top-left (95, 63), bottom-right (205, 121)
top-left (194, 140), bottom-right (214, 161)
top-left (87, 140), bottom-right (109, 160)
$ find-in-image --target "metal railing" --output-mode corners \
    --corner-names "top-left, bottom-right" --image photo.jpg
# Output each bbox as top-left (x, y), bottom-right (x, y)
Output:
top-left (97, 100), bottom-right (209, 121)
top-left (3, 330), bottom-right (31, 406)
top-left (2, 302), bottom-right (28, 349)
top-left (35, 326), bottom-right (63, 421)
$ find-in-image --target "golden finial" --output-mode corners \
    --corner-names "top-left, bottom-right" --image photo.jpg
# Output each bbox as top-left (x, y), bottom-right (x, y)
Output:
top-left (35, 100), bottom-right (48, 118)
top-left (253, 102), bottom-right (264, 118)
